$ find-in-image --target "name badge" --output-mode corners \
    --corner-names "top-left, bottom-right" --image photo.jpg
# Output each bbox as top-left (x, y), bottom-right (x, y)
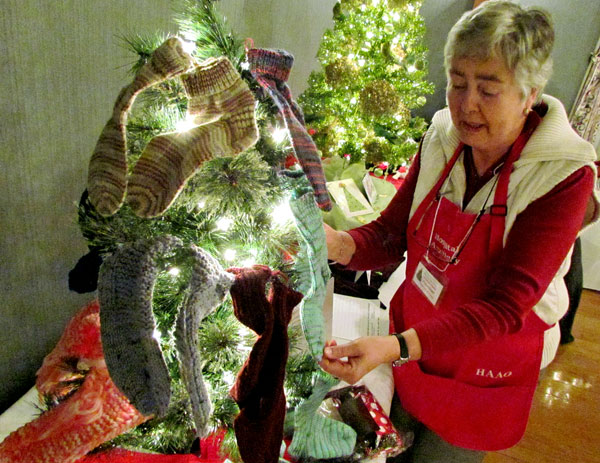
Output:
top-left (412, 260), bottom-right (445, 306)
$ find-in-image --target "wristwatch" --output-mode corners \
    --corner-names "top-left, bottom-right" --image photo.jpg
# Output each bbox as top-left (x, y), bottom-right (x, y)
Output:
top-left (392, 333), bottom-right (410, 367)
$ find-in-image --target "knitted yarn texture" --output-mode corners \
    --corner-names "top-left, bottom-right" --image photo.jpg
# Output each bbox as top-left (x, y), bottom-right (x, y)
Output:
top-left (0, 301), bottom-right (149, 463)
top-left (288, 374), bottom-right (357, 460)
top-left (248, 48), bottom-right (332, 211)
top-left (175, 245), bottom-right (234, 437)
top-left (87, 37), bottom-right (193, 217)
top-left (228, 265), bottom-right (303, 463)
top-left (98, 235), bottom-right (234, 436)
top-left (289, 188), bottom-right (331, 361)
top-left (126, 56), bottom-right (259, 218)
top-left (98, 235), bottom-right (181, 417)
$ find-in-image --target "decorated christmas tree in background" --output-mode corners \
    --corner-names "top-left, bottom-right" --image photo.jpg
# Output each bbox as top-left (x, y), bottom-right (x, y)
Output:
top-left (299, 0), bottom-right (434, 169)
top-left (6, 0), bottom-right (434, 461)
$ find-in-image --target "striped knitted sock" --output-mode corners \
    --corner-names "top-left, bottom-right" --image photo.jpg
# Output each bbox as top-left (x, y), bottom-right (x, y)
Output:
top-left (288, 374), bottom-right (357, 460)
top-left (98, 235), bottom-right (182, 417)
top-left (126, 57), bottom-right (259, 218)
top-left (88, 37), bottom-right (193, 217)
top-left (175, 245), bottom-right (234, 438)
top-left (289, 188), bottom-right (331, 361)
top-left (248, 48), bottom-right (332, 211)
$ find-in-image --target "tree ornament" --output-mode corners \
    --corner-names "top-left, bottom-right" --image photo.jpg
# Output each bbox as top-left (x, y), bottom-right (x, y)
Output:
top-left (363, 136), bottom-right (392, 165)
top-left (325, 58), bottom-right (359, 88)
top-left (332, 2), bottom-right (344, 19)
top-left (359, 80), bottom-right (401, 117)
top-left (340, 0), bottom-right (365, 10)
top-left (396, 100), bottom-right (412, 123)
top-left (388, 0), bottom-right (411, 9)
top-left (381, 41), bottom-right (406, 64)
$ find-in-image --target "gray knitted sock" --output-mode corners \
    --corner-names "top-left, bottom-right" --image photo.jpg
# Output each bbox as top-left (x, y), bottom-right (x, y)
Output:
top-left (98, 235), bottom-right (181, 417)
top-left (175, 245), bottom-right (234, 437)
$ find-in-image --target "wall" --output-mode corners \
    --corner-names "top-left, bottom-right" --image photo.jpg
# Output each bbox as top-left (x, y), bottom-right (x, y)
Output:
top-left (0, 0), bottom-right (177, 413)
top-left (417, 0), bottom-right (600, 120)
top-left (1, 0), bottom-right (599, 414)
top-left (217, 0), bottom-right (338, 95)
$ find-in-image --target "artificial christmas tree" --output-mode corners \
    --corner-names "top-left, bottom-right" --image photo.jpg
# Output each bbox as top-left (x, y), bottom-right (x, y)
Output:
top-left (69, 1), bottom-right (321, 457)
top-left (300, 0), bottom-right (434, 168)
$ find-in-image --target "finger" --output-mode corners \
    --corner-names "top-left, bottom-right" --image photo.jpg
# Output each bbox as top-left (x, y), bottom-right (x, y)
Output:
top-left (319, 357), bottom-right (354, 379)
top-left (323, 340), bottom-right (361, 360)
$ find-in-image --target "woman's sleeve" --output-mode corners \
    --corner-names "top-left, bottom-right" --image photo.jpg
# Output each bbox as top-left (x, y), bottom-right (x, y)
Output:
top-left (414, 166), bottom-right (595, 360)
top-left (344, 153), bottom-right (421, 271)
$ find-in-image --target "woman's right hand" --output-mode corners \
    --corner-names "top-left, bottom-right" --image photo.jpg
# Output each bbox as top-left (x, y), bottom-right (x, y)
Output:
top-left (319, 336), bottom-right (400, 384)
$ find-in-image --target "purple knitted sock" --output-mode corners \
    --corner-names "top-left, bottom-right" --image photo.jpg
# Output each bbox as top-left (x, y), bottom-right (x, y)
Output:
top-left (247, 48), bottom-right (332, 211)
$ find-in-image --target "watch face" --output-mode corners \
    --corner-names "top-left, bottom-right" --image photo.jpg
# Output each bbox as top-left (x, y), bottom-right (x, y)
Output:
top-left (392, 358), bottom-right (409, 368)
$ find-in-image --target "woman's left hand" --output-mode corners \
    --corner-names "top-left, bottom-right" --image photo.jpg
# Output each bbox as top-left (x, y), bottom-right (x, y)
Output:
top-left (319, 336), bottom-right (400, 384)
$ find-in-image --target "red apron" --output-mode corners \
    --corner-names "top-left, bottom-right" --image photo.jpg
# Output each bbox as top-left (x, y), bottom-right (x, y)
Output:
top-left (391, 127), bottom-right (549, 451)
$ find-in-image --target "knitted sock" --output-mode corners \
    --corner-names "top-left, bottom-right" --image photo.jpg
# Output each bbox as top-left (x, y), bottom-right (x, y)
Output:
top-left (88, 37), bottom-right (193, 217)
top-left (0, 368), bottom-right (149, 463)
top-left (248, 48), bottom-right (332, 211)
top-left (98, 235), bottom-right (182, 417)
top-left (228, 265), bottom-right (303, 463)
top-left (289, 188), bottom-right (331, 361)
top-left (175, 245), bottom-right (234, 438)
top-left (0, 301), bottom-right (149, 463)
top-left (288, 374), bottom-right (357, 460)
top-left (126, 57), bottom-right (259, 218)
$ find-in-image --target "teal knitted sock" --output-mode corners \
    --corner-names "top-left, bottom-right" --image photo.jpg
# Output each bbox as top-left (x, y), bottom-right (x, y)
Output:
top-left (288, 374), bottom-right (357, 459)
top-left (289, 187), bottom-right (331, 361)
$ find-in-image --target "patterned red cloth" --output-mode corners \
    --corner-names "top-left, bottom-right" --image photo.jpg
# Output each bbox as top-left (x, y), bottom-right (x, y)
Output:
top-left (0, 301), bottom-right (150, 463)
top-left (80, 448), bottom-right (202, 462)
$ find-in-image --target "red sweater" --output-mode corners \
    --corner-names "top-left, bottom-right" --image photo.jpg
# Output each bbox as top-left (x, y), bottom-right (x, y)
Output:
top-left (346, 152), bottom-right (594, 360)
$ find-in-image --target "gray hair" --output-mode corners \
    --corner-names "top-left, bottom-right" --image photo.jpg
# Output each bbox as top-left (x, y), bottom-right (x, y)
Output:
top-left (444, 0), bottom-right (554, 101)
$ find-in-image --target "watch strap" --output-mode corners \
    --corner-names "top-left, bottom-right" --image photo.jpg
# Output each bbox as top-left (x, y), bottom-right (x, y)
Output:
top-left (392, 333), bottom-right (410, 367)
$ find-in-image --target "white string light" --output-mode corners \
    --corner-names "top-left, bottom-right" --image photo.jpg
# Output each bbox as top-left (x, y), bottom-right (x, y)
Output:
top-left (272, 128), bottom-right (288, 143)
top-left (168, 267), bottom-right (181, 277)
top-left (180, 40), bottom-right (197, 55)
top-left (241, 257), bottom-right (256, 267)
top-left (216, 217), bottom-right (233, 231)
top-left (224, 249), bottom-right (236, 261)
top-left (175, 116), bottom-right (197, 133)
top-left (271, 200), bottom-right (294, 226)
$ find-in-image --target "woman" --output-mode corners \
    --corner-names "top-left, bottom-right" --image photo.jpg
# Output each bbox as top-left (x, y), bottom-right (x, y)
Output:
top-left (320, 1), bottom-right (598, 461)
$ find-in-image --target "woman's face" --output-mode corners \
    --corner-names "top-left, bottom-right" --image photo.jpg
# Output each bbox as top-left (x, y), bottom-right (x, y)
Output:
top-left (446, 55), bottom-right (537, 160)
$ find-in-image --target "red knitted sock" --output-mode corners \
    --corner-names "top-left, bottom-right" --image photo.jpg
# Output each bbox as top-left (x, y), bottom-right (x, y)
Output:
top-left (228, 266), bottom-right (303, 463)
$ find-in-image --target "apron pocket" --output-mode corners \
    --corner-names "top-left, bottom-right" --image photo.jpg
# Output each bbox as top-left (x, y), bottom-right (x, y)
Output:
top-left (393, 362), bottom-right (536, 451)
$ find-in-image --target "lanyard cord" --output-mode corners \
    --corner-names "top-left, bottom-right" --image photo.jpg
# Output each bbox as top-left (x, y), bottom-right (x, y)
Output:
top-left (425, 165), bottom-right (502, 271)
